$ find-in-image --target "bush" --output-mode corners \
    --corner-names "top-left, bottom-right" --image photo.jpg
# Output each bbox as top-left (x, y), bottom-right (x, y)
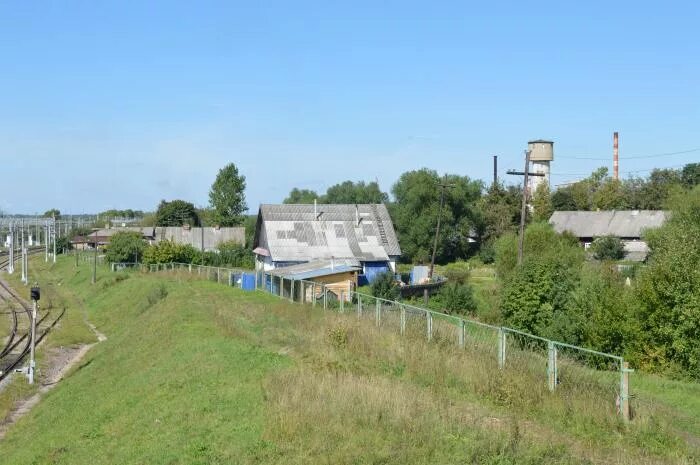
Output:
top-left (590, 235), bottom-right (626, 261)
top-left (142, 240), bottom-right (198, 265)
top-left (105, 231), bottom-right (146, 263)
top-left (441, 262), bottom-right (470, 285)
top-left (435, 283), bottom-right (476, 315)
top-left (370, 271), bottom-right (399, 301)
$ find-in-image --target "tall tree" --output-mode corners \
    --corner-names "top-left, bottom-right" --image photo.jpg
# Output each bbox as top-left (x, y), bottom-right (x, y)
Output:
top-left (44, 208), bottom-right (61, 219)
top-left (636, 186), bottom-right (700, 377)
top-left (323, 180), bottom-right (389, 204)
top-left (155, 200), bottom-right (200, 226)
top-left (209, 163), bottom-right (247, 226)
top-left (391, 169), bottom-right (482, 264)
top-left (681, 163), bottom-right (700, 189)
top-left (283, 188), bottom-right (320, 204)
top-left (532, 182), bottom-right (553, 222)
top-left (637, 168), bottom-right (682, 210)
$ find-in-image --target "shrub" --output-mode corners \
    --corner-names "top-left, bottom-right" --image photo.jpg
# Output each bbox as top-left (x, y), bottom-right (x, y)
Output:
top-left (105, 231), bottom-right (146, 263)
top-left (370, 271), bottom-right (399, 301)
top-left (590, 235), bottom-right (626, 261)
top-left (441, 261), bottom-right (470, 284)
top-left (435, 283), bottom-right (476, 315)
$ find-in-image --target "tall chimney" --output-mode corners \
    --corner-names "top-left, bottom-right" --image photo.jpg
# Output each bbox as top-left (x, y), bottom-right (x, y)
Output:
top-left (493, 155), bottom-right (498, 186)
top-left (613, 132), bottom-right (619, 180)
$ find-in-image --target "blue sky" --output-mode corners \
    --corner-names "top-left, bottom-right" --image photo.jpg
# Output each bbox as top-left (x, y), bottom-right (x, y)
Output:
top-left (1, 1), bottom-right (698, 214)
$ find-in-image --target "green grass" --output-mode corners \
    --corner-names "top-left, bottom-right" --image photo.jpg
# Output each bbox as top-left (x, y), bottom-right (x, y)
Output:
top-left (0, 257), bottom-right (698, 464)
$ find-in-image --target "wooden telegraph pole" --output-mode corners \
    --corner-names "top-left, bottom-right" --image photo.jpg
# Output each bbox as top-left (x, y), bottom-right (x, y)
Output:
top-left (506, 150), bottom-right (546, 265)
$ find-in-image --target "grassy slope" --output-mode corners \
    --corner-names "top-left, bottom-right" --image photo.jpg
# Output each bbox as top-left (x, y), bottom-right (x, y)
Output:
top-left (0, 257), bottom-right (698, 464)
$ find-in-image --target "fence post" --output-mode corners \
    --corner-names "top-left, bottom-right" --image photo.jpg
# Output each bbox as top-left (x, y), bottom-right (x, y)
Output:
top-left (279, 277), bottom-right (284, 298)
top-left (357, 294), bottom-right (362, 318)
top-left (547, 341), bottom-right (557, 391)
top-left (620, 361), bottom-right (631, 422)
top-left (498, 329), bottom-right (506, 369)
top-left (189, 264), bottom-right (192, 273)
top-left (426, 311), bottom-right (432, 341)
top-left (301, 281), bottom-right (306, 304)
top-left (323, 284), bottom-right (327, 310)
top-left (375, 299), bottom-right (381, 327)
top-left (458, 319), bottom-right (465, 349)
top-left (339, 291), bottom-right (344, 312)
top-left (312, 283), bottom-right (316, 307)
top-left (400, 305), bottom-right (406, 335)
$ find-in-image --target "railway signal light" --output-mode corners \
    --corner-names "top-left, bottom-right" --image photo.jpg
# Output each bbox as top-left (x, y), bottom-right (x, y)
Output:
top-left (31, 286), bottom-right (40, 301)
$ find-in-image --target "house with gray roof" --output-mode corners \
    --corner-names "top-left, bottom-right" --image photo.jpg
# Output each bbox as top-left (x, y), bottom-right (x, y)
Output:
top-left (253, 203), bottom-right (401, 282)
top-left (549, 210), bottom-right (668, 261)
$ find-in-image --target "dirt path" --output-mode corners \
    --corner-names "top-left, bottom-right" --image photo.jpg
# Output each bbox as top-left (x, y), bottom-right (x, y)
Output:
top-left (0, 277), bottom-right (107, 440)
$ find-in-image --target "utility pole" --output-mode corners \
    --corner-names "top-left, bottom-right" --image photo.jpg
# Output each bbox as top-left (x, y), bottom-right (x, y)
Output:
top-left (428, 177), bottom-right (455, 279)
top-left (517, 150), bottom-right (531, 265)
top-left (52, 218), bottom-right (56, 263)
top-left (28, 286), bottom-right (40, 385)
top-left (45, 222), bottom-right (49, 262)
top-left (8, 224), bottom-right (14, 274)
top-left (92, 229), bottom-right (98, 284)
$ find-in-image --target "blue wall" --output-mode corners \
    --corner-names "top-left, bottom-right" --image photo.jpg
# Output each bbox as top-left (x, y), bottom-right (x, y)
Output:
top-left (362, 261), bottom-right (390, 284)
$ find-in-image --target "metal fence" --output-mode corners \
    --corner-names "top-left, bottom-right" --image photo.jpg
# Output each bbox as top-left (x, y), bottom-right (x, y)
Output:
top-left (110, 262), bottom-right (633, 421)
top-left (113, 262), bottom-right (252, 289)
top-left (254, 270), bottom-right (632, 422)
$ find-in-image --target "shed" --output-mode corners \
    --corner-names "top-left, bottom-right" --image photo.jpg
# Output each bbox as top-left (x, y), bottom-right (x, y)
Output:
top-left (268, 258), bottom-right (361, 301)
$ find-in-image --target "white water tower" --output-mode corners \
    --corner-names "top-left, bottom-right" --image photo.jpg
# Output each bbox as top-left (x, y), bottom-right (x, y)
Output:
top-left (527, 139), bottom-right (554, 193)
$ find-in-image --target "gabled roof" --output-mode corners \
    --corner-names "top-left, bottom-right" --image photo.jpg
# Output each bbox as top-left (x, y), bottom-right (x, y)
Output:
top-left (254, 204), bottom-right (401, 262)
top-left (269, 258), bottom-right (361, 280)
top-left (549, 210), bottom-right (668, 238)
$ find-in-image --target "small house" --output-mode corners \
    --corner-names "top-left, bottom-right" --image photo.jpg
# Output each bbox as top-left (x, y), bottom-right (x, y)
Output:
top-left (253, 203), bottom-right (401, 284)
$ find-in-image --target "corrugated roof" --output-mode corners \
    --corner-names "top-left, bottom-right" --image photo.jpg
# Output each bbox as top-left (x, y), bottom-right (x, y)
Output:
top-left (269, 258), bottom-right (361, 280)
top-left (255, 204), bottom-right (401, 262)
top-left (549, 210), bottom-right (668, 238)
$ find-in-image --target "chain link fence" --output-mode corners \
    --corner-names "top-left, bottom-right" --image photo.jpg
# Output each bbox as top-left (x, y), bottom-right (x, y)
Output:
top-left (110, 262), bottom-right (633, 421)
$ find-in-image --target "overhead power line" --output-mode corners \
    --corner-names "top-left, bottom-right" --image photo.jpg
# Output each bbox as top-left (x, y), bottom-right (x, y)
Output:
top-left (558, 147), bottom-right (700, 161)
top-left (550, 163), bottom-right (689, 178)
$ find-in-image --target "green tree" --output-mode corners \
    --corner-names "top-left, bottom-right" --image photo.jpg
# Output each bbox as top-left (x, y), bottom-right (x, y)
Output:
top-left (590, 235), bottom-right (626, 261)
top-left (44, 209), bottom-right (61, 219)
top-left (155, 200), bottom-right (200, 226)
top-left (593, 179), bottom-right (628, 210)
top-left (497, 222), bottom-right (584, 337)
top-left (681, 163), bottom-right (700, 189)
top-left (105, 231), bottom-right (146, 263)
top-left (532, 182), bottom-right (553, 222)
top-left (323, 181), bottom-right (389, 204)
top-left (283, 188), bottom-right (320, 204)
top-left (637, 168), bottom-right (682, 209)
top-left (475, 182), bottom-right (521, 246)
top-left (635, 186), bottom-right (700, 377)
top-left (391, 169), bottom-right (482, 264)
top-left (209, 163), bottom-right (247, 226)
top-left (552, 186), bottom-right (577, 210)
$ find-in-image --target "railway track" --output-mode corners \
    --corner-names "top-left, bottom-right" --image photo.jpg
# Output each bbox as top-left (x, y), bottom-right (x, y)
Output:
top-left (0, 249), bottom-right (65, 382)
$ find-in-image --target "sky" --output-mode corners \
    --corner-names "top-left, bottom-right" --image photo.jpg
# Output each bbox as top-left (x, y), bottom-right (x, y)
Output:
top-left (1, 1), bottom-right (698, 214)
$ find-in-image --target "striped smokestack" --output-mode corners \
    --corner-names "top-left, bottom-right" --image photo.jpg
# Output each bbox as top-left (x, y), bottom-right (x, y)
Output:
top-left (613, 132), bottom-right (619, 180)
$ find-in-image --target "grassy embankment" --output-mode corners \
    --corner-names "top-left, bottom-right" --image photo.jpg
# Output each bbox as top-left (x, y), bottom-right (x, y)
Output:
top-left (0, 256), bottom-right (698, 464)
